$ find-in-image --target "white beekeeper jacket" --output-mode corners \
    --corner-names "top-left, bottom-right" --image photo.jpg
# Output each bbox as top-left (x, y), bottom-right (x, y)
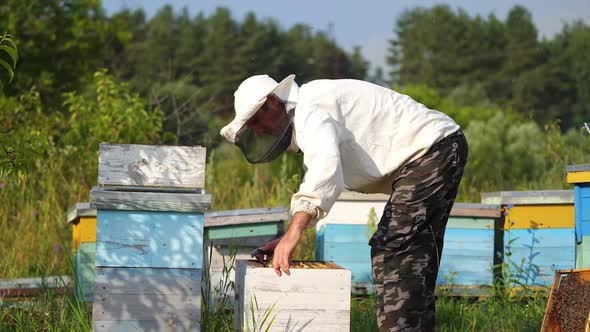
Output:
top-left (289, 79), bottom-right (460, 227)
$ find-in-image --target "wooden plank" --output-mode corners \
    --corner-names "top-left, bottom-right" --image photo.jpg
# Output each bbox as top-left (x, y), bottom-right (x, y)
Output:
top-left (94, 320), bottom-right (199, 332)
top-left (205, 234), bottom-right (279, 247)
top-left (94, 267), bottom-right (201, 296)
top-left (76, 243), bottom-right (96, 302)
top-left (235, 261), bottom-right (351, 332)
top-left (337, 191), bottom-right (390, 201)
top-left (66, 202), bottom-right (96, 224)
top-left (504, 228), bottom-right (575, 286)
top-left (577, 236), bottom-right (590, 269)
top-left (96, 210), bottom-right (204, 269)
top-left (505, 204), bottom-right (574, 229)
top-left (91, 187), bottom-right (211, 213)
top-left (98, 143), bottom-right (206, 189)
top-left (567, 171), bottom-right (590, 184)
top-left (567, 164), bottom-right (590, 173)
top-left (481, 190), bottom-right (574, 205)
top-left (93, 267), bottom-right (201, 331)
top-left (316, 200), bottom-right (387, 228)
top-left (205, 208), bottom-right (288, 227)
top-left (450, 204), bottom-right (501, 218)
top-left (206, 223), bottom-right (279, 240)
top-left (78, 217), bottom-right (96, 243)
top-left (447, 217), bottom-right (495, 229)
top-left (0, 276), bottom-right (70, 298)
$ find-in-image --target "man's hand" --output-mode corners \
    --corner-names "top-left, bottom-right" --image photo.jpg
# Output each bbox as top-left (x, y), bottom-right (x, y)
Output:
top-left (272, 212), bottom-right (312, 277)
top-left (253, 237), bottom-right (282, 263)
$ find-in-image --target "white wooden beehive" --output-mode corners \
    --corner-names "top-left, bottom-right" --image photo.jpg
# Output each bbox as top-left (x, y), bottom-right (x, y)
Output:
top-left (234, 260), bottom-right (351, 332)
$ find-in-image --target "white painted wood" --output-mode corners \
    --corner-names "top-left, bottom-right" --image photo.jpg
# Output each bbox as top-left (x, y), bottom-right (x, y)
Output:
top-left (91, 187), bottom-right (211, 213)
top-left (481, 190), bottom-right (574, 205)
top-left (234, 260), bottom-right (351, 332)
top-left (98, 143), bottom-right (206, 189)
top-left (93, 267), bottom-right (201, 331)
top-left (317, 199), bottom-right (387, 228)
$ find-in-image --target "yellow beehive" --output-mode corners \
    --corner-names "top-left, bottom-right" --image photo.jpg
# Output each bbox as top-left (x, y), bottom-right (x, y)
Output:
top-left (66, 202), bottom-right (97, 253)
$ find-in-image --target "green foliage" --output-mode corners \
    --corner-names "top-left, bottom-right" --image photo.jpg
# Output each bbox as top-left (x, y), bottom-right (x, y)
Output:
top-left (0, 32), bottom-right (17, 93)
top-left (0, 90), bottom-right (48, 180)
top-left (388, 5), bottom-right (590, 130)
top-left (0, 70), bottom-right (162, 278)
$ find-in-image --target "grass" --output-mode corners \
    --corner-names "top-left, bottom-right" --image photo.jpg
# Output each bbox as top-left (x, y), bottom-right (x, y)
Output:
top-left (0, 289), bottom-right (547, 331)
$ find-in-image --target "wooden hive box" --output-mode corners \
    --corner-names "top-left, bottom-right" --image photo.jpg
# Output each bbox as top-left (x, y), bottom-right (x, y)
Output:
top-left (315, 192), bottom-right (502, 295)
top-left (234, 260), bottom-right (351, 332)
top-left (315, 192), bottom-right (388, 294)
top-left (203, 208), bottom-right (287, 303)
top-left (66, 202), bottom-right (97, 302)
top-left (482, 190), bottom-right (575, 287)
top-left (437, 203), bottom-right (502, 296)
top-left (567, 165), bottom-right (590, 269)
top-left (92, 143), bottom-right (210, 331)
top-left (98, 143), bottom-right (206, 190)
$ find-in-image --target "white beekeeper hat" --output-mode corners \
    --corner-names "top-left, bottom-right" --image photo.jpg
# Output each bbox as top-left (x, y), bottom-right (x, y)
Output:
top-left (220, 74), bottom-right (298, 143)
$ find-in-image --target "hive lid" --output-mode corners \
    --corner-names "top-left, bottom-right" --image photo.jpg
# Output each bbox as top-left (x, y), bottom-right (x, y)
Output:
top-left (481, 190), bottom-right (574, 205)
top-left (65, 202), bottom-right (97, 224)
top-left (450, 203), bottom-right (501, 218)
top-left (90, 186), bottom-right (211, 213)
top-left (205, 207), bottom-right (288, 227)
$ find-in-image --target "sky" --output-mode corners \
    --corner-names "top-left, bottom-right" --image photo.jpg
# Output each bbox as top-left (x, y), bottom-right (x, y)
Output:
top-left (102, 0), bottom-right (590, 74)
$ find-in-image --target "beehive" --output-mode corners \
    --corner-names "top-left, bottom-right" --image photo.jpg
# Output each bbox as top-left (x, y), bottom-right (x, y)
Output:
top-left (234, 260), bottom-right (351, 332)
top-left (204, 208), bottom-right (287, 303)
top-left (437, 203), bottom-right (502, 295)
top-left (567, 164), bottom-right (590, 269)
top-left (482, 190), bottom-right (575, 287)
top-left (315, 192), bottom-right (502, 295)
top-left (91, 143), bottom-right (210, 331)
top-left (66, 202), bottom-right (97, 302)
top-left (315, 192), bottom-right (388, 294)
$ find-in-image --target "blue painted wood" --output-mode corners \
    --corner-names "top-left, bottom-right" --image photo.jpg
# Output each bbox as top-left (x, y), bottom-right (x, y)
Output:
top-left (96, 210), bottom-right (204, 269)
top-left (438, 229), bottom-right (495, 286)
top-left (316, 224), bottom-right (496, 287)
top-left (322, 242), bottom-right (371, 262)
top-left (504, 228), bottom-right (575, 286)
top-left (320, 224), bottom-right (373, 243)
top-left (577, 184), bottom-right (590, 239)
top-left (75, 243), bottom-right (96, 302)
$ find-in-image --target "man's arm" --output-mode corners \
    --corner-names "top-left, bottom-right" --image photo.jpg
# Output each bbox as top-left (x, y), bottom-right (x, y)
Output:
top-left (271, 211), bottom-right (312, 276)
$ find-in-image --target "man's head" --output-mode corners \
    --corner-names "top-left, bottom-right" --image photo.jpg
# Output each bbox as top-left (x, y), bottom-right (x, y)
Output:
top-left (245, 95), bottom-right (290, 136)
top-left (220, 74), bottom-right (299, 163)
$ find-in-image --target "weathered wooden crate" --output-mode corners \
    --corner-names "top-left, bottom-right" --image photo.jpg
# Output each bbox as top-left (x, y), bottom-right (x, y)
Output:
top-left (98, 143), bottom-right (206, 190)
top-left (482, 190), bottom-right (576, 287)
top-left (234, 260), bottom-right (351, 332)
top-left (203, 208), bottom-right (287, 302)
top-left (567, 164), bottom-right (590, 269)
top-left (92, 143), bottom-right (210, 331)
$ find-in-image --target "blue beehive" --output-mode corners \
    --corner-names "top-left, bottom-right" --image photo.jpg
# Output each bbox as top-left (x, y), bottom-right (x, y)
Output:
top-left (316, 192), bottom-right (502, 295)
top-left (437, 203), bottom-right (501, 295)
top-left (567, 164), bottom-right (590, 269)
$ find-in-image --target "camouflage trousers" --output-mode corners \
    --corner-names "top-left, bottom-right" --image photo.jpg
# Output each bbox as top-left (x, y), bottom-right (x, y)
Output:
top-left (368, 130), bottom-right (468, 332)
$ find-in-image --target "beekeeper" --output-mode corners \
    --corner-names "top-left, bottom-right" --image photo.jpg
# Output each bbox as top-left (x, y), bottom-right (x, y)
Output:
top-left (220, 74), bottom-right (468, 332)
